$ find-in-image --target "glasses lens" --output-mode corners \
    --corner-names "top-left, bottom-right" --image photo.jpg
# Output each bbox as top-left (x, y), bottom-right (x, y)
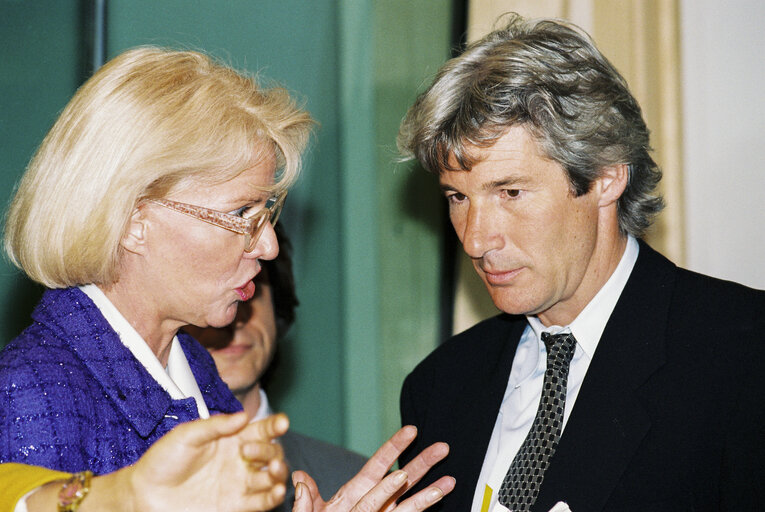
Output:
top-left (244, 193), bottom-right (286, 252)
top-left (269, 199), bottom-right (283, 226)
top-left (245, 214), bottom-right (267, 252)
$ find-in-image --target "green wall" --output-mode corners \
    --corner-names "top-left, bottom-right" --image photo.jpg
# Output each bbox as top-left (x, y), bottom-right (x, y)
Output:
top-left (0, 0), bottom-right (453, 456)
top-left (0, 2), bottom-right (81, 351)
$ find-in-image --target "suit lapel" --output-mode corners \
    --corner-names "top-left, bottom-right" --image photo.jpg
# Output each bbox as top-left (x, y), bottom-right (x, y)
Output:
top-left (445, 315), bottom-right (528, 509)
top-left (534, 243), bottom-right (676, 512)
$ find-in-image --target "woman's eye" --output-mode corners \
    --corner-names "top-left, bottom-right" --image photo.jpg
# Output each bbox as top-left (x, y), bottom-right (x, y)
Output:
top-left (231, 205), bottom-right (254, 218)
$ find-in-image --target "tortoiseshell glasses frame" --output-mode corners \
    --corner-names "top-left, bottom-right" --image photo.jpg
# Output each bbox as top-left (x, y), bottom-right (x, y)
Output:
top-left (147, 190), bottom-right (286, 252)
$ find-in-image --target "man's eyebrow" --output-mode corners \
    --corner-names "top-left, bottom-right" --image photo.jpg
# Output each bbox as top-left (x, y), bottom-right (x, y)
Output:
top-left (484, 176), bottom-right (527, 190)
top-left (439, 176), bottom-right (526, 193)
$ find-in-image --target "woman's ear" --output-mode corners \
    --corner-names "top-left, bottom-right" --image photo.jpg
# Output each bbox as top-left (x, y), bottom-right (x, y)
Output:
top-left (121, 206), bottom-right (149, 255)
top-left (596, 163), bottom-right (629, 207)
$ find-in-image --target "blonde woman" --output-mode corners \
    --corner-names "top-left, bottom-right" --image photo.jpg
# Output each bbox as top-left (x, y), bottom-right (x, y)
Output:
top-left (0, 47), bottom-right (453, 512)
top-left (0, 46), bottom-right (310, 475)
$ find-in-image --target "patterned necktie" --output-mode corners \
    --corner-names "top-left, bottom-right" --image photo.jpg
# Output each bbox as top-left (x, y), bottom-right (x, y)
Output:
top-left (497, 331), bottom-right (577, 512)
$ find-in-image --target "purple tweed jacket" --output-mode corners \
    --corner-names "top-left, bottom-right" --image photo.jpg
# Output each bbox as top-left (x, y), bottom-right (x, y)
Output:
top-left (0, 287), bottom-right (242, 474)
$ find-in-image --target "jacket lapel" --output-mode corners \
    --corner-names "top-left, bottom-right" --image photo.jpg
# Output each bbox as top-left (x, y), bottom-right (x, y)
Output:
top-left (32, 287), bottom-right (174, 437)
top-left (178, 331), bottom-right (242, 414)
top-left (533, 242), bottom-right (676, 511)
top-left (445, 315), bottom-right (528, 509)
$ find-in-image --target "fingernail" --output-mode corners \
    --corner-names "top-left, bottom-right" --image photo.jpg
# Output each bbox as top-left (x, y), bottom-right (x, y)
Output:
top-left (427, 488), bottom-right (444, 503)
top-left (394, 470), bottom-right (408, 484)
top-left (295, 482), bottom-right (303, 500)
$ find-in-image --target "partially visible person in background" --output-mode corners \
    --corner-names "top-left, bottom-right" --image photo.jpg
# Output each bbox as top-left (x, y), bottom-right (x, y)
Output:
top-left (185, 224), bottom-right (368, 510)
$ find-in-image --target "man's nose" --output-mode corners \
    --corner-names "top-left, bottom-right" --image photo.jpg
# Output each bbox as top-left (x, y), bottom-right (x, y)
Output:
top-left (458, 204), bottom-right (502, 259)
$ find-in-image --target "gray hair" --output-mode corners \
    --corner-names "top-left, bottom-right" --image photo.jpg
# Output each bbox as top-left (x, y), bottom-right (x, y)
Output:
top-left (398, 14), bottom-right (663, 237)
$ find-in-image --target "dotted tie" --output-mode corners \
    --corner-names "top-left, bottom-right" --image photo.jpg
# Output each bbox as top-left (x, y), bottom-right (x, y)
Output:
top-left (497, 332), bottom-right (577, 512)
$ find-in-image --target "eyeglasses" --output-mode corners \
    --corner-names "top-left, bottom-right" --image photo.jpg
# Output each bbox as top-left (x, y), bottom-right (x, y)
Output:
top-left (147, 190), bottom-right (286, 252)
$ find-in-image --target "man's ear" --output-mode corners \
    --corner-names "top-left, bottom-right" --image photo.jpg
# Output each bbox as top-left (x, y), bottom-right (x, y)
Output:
top-left (121, 206), bottom-right (149, 255)
top-left (596, 163), bottom-right (629, 207)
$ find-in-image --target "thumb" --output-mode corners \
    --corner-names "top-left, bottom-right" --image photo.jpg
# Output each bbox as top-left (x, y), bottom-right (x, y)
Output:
top-left (292, 482), bottom-right (313, 512)
top-left (173, 412), bottom-right (249, 448)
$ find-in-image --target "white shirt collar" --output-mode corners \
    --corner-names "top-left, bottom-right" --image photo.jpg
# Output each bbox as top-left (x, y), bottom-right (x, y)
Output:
top-left (79, 284), bottom-right (209, 418)
top-left (252, 387), bottom-right (273, 421)
top-left (527, 235), bottom-right (639, 356)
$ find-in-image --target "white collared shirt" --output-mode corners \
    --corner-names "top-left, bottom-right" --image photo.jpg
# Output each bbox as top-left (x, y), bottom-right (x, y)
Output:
top-left (471, 236), bottom-right (639, 512)
top-left (79, 284), bottom-right (210, 419)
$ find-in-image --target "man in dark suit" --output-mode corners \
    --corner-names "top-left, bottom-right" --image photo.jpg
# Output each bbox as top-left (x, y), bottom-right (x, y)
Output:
top-left (397, 14), bottom-right (765, 512)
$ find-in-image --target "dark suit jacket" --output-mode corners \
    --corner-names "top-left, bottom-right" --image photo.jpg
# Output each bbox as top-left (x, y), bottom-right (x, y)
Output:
top-left (400, 242), bottom-right (765, 511)
top-left (276, 430), bottom-right (367, 511)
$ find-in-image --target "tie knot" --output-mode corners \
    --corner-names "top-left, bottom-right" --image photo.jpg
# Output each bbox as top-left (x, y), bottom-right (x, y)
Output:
top-left (541, 331), bottom-right (577, 366)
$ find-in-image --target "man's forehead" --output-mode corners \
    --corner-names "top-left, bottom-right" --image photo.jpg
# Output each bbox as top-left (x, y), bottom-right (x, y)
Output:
top-left (441, 125), bottom-right (547, 168)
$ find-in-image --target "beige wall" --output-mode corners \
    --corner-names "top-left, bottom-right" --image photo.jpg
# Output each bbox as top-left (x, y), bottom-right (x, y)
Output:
top-left (680, 0), bottom-right (765, 289)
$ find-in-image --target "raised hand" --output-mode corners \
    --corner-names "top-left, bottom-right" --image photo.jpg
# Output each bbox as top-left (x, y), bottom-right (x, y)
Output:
top-left (292, 425), bottom-right (454, 512)
top-left (115, 412), bottom-right (289, 512)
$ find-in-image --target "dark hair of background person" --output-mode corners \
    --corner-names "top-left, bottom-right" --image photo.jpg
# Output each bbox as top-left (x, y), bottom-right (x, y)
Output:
top-left (264, 222), bottom-right (299, 340)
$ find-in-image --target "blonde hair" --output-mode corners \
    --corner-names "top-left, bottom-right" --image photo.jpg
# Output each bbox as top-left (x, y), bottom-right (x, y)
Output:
top-left (4, 46), bottom-right (314, 288)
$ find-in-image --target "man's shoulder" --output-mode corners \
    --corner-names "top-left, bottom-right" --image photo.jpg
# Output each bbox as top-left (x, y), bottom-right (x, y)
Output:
top-left (635, 241), bottom-right (764, 318)
top-left (673, 265), bottom-right (765, 310)
top-left (408, 313), bottom-right (525, 377)
top-left (632, 241), bottom-right (765, 351)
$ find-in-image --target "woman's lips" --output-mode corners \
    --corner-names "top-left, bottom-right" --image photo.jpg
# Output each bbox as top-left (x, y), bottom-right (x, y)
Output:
top-left (236, 280), bottom-right (256, 301)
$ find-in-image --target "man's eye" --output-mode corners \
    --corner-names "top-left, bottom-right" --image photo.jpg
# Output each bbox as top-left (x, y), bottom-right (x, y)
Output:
top-left (446, 192), bottom-right (466, 204)
top-left (504, 189), bottom-right (521, 198)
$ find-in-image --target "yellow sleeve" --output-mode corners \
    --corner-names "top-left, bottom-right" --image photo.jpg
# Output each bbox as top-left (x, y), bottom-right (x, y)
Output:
top-left (0, 463), bottom-right (70, 512)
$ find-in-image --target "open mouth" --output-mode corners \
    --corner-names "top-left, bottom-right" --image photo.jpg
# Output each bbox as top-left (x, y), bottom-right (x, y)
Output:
top-left (235, 280), bottom-right (256, 301)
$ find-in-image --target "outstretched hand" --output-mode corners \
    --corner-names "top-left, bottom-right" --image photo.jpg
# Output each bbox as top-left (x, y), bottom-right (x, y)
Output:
top-left (291, 425), bottom-right (454, 512)
top-left (120, 412), bottom-right (289, 512)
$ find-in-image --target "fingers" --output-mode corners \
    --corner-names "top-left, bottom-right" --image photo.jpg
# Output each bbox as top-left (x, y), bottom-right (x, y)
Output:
top-left (173, 411), bottom-right (250, 447)
top-left (239, 482), bottom-right (287, 512)
top-left (235, 459), bottom-right (288, 512)
top-left (268, 457), bottom-right (288, 488)
top-left (239, 412), bottom-right (290, 443)
top-left (349, 469), bottom-right (409, 512)
top-left (292, 470), bottom-right (321, 502)
top-left (240, 438), bottom-right (284, 463)
top-left (245, 460), bottom-right (287, 493)
top-left (393, 476), bottom-right (455, 511)
top-left (292, 482), bottom-right (313, 512)
top-left (359, 426), bottom-right (419, 479)
top-left (398, 442), bottom-right (449, 490)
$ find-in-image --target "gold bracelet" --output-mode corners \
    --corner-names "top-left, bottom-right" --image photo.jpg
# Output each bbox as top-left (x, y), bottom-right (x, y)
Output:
top-left (58, 471), bottom-right (93, 512)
